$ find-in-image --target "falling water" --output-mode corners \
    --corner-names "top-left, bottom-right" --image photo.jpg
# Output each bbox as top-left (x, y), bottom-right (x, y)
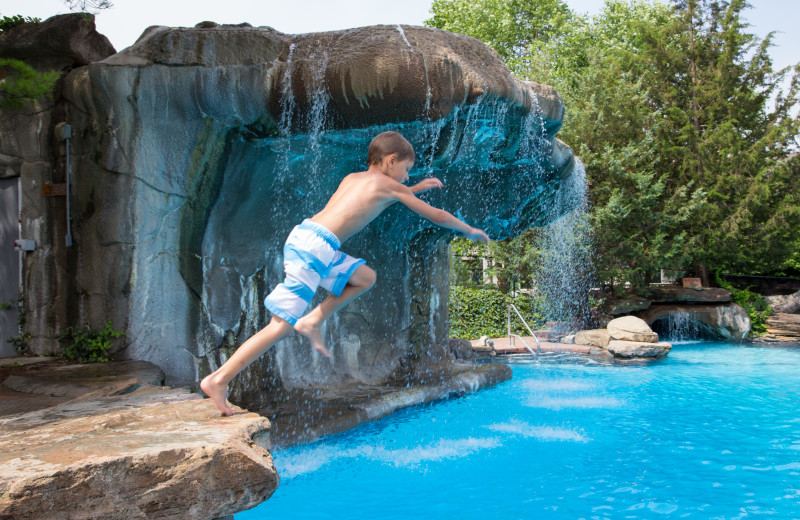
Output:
top-left (535, 158), bottom-right (594, 333)
top-left (656, 310), bottom-right (704, 342)
top-left (305, 48), bottom-right (331, 178)
top-left (275, 43), bottom-right (297, 181)
top-left (395, 24), bottom-right (412, 48)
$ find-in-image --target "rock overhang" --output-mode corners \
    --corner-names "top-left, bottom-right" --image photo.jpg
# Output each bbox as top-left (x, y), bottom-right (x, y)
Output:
top-left (95, 23), bottom-right (566, 137)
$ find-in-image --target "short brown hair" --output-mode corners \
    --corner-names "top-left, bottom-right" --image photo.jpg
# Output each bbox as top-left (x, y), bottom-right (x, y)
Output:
top-left (367, 131), bottom-right (415, 166)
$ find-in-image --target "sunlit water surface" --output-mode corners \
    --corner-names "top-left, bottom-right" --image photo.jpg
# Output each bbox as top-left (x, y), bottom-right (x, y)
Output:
top-left (237, 341), bottom-right (800, 519)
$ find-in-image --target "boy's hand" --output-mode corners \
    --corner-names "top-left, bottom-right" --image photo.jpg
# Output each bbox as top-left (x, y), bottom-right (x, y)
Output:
top-left (410, 177), bottom-right (443, 194)
top-left (465, 227), bottom-right (490, 244)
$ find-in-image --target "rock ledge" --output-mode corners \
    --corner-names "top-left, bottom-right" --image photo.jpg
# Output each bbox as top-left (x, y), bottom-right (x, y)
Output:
top-left (0, 362), bottom-right (278, 520)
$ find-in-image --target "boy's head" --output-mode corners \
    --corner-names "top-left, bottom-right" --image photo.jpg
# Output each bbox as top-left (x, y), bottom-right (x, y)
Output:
top-left (367, 131), bottom-right (415, 166)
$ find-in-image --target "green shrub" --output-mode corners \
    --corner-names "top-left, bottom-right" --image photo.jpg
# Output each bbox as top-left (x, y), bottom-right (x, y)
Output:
top-left (0, 15), bottom-right (40, 33)
top-left (449, 286), bottom-right (545, 339)
top-left (2, 296), bottom-right (31, 354)
top-left (715, 274), bottom-right (773, 335)
top-left (58, 320), bottom-right (125, 363)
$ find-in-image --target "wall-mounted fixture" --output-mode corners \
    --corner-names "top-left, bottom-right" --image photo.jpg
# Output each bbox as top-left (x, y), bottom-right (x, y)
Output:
top-left (13, 239), bottom-right (36, 251)
top-left (54, 122), bottom-right (73, 247)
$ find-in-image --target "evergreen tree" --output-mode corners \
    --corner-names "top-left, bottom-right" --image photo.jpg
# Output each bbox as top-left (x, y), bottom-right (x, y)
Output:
top-left (638, 0), bottom-right (800, 277)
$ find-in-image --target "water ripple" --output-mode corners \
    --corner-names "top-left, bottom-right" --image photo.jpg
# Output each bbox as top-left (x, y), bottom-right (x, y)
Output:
top-left (486, 419), bottom-right (588, 442)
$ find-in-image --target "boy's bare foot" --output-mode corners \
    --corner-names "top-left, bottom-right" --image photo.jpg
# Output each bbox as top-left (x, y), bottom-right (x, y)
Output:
top-left (294, 317), bottom-right (331, 357)
top-left (200, 374), bottom-right (236, 416)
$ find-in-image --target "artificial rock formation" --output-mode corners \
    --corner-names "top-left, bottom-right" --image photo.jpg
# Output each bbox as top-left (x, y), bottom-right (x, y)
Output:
top-left (640, 303), bottom-right (751, 341)
top-left (606, 339), bottom-right (672, 359)
top-left (573, 329), bottom-right (610, 349)
top-left (593, 287), bottom-right (752, 341)
top-left (7, 16), bottom-right (580, 411)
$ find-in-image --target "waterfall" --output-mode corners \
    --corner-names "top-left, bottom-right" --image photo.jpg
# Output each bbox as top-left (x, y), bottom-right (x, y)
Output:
top-left (658, 310), bottom-right (703, 342)
top-left (305, 47), bottom-right (331, 179)
top-left (535, 158), bottom-right (594, 332)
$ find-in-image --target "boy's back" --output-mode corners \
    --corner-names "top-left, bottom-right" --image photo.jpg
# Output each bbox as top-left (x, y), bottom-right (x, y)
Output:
top-left (309, 170), bottom-right (402, 243)
top-left (312, 162), bottom-right (488, 245)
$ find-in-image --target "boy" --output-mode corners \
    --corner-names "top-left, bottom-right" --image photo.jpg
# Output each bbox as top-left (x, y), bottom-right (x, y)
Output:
top-left (201, 131), bottom-right (489, 415)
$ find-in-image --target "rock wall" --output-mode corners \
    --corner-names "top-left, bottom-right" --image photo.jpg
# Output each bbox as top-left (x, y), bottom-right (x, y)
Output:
top-left (6, 17), bottom-right (580, 411)
top-left (0, 14), bottom-right (116, 357)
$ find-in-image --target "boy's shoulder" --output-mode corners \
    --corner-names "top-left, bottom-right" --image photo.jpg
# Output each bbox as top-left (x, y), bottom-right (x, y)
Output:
top-left (343, 170), bottom-right (396, 187)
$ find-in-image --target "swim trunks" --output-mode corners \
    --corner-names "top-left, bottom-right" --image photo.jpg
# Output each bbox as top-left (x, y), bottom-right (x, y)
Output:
top-left (264, 219), bottom-right (366, 325)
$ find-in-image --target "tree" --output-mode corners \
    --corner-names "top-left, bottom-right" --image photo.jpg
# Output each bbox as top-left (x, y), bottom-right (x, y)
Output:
top-left (63, 0), bottom-right (113, 13)
top-left (637, 0), bottom-right (800, 277)
top-left (557, 1), bottom-right (709, 288)
top-left (426, 0), bottom-right (574, 75)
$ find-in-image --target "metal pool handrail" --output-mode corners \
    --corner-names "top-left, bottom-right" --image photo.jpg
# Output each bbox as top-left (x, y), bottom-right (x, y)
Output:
top-left (507, 303), bottom-right (541, 356)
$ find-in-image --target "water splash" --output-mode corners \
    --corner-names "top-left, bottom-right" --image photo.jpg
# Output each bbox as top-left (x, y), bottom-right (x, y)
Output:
top-left (486, 420), bottom-right (588, 442)
top-left (278, 436), bottom-right (501, 478)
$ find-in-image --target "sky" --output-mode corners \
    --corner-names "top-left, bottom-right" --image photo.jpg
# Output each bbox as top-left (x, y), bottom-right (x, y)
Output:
top-left (3, 0), bottom-right (797, 74)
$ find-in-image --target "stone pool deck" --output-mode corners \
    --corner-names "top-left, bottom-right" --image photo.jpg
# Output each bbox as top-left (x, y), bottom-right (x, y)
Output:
top-left (470, 336), bottom-right (614, 361)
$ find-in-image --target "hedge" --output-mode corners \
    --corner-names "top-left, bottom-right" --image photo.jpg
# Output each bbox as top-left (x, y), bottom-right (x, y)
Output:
top-left (449, 286), bottom-right (545, 339)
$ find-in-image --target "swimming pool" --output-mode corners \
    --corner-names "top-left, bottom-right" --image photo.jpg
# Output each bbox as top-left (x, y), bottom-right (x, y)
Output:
top-left (237, 341), bottom-right (800, 519)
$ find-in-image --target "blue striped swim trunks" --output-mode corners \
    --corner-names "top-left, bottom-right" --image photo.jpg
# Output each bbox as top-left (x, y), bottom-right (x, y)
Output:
top-left (264, 219), bottom-right (366, 325)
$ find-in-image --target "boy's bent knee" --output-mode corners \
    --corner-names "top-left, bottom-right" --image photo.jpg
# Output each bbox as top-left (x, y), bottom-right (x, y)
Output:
top-left (353, 265), bottom-right (377, 289)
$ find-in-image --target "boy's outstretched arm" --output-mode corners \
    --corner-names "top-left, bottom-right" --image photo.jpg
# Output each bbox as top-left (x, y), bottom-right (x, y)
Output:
top-left (393, 184), bottom-right (490, 244)
top-left (409, 177), bottom-right (443, 194)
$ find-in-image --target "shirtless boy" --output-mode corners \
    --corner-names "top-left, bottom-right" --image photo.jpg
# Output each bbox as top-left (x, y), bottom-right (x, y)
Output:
top-left (201, 131), bottom-right (489, 415)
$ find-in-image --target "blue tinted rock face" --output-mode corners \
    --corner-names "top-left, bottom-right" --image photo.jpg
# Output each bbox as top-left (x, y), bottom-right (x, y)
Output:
top-left (61, 23), bottom-right (580, 408)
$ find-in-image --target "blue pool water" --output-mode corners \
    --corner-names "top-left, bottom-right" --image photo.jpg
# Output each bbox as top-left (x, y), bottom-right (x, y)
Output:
top-left (237, 341), bottom-right (800, 519)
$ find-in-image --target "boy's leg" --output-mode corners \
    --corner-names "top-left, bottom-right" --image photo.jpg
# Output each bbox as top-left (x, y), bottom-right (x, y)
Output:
top-left (294, 264), bottom-right (376, 357)
top-left (200, 315), bottom-right (294, 415)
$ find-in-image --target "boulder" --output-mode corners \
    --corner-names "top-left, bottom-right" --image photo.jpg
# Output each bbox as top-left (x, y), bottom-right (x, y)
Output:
top-left (0, 13), bottom-right (115, 71)
top-left (574, 329), bottom-right (611, 348)
top-left (765, 290), bottom-right (800, 314)
top-left (607, 316), bottom-right (659, 343)
top-left (648, 286), bottom-right (732, 303)
top-left (0, 386), bottom-right (278, 520)
top-left (606, 340), bottom-right (672, 359)
top-left (448, 338), bottom-right (474, 360)
top-left (597, 296), bottom-right (651, 316)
